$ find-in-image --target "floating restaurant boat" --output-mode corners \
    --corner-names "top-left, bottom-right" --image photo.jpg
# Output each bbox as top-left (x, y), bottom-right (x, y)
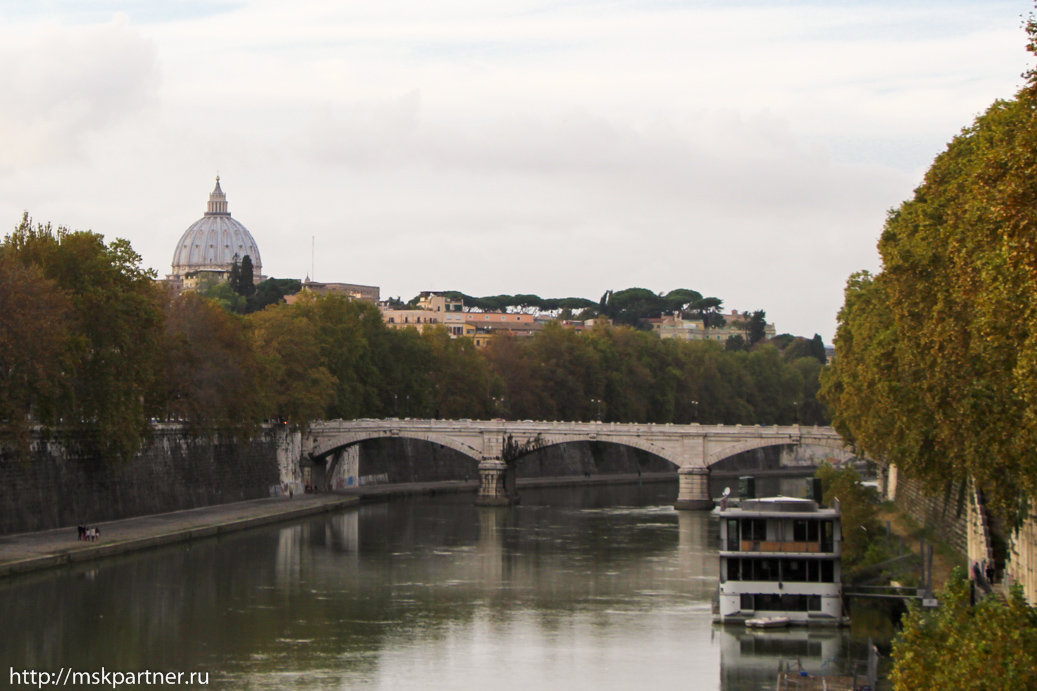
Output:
top-left (715, 494), bottom-right (847, 626)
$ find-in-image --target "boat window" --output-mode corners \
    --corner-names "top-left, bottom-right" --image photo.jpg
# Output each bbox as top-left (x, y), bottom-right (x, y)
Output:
top-left (782, 559), bottom-right (806, 582)
top-left (756, 559), bottom-right (780, 581)
top-left (742, 518), bottom-right (766, 541)
top-left (793, 519), bottom-right (820, 542)
top-left (820, 560), bottom-right (834, 582)
top-left (726, 559), bottom-right (740, 582)
top-left (726, 519), bottom-right (740, 551)
top-left (754, 594), bottom-right (811, 612)
top-left (821, 521), bottom-right (834, 552)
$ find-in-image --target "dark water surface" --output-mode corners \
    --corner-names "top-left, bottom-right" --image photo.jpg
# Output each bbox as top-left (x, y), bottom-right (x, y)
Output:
top-left (1, 483), bottom-right (876, 689)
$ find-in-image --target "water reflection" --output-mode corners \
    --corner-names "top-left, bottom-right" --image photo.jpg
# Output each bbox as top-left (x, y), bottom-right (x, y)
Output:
top-left (0, 482), bottom-right (870, 689)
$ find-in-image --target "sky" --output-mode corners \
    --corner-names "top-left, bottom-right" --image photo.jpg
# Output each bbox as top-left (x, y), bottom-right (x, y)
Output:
top-left (0, 0), bottom-right (1033, 342)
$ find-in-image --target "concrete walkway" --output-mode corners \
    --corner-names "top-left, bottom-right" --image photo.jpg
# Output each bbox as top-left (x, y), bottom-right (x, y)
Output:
top-left (0, 494), bottom-right (357, 579)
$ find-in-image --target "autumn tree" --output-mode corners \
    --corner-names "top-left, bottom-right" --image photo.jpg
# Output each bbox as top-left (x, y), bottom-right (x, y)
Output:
top-left (892, 569), bottom-right (1037, 690)
top-left (821, 20), bottom-right (1037, 522)
top-left (1, 215), bottom-right (164, 460)
top-left (159, 291), bottom-right (265, 433)
top-left (0, 257), bottom-right (73, 451)
top-left (248, 302), bottom-right (336, 425)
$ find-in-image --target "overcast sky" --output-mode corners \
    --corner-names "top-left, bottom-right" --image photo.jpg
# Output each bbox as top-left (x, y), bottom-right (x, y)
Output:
top-left (0, 0), bottom-right (1032, 341)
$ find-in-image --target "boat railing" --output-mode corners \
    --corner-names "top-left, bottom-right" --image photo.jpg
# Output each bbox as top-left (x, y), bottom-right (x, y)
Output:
top-left (739, 540), bottom-right (831, 553)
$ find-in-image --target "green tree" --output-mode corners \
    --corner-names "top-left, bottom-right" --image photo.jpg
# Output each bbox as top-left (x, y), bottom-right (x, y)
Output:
top-left (290, 293), bottom-right (382, 419)
top-left (815, 462), bottom-right (891, 582)
top-left (1, 215), bottom-right (164, 460)
top-left (747, 309), bottom-right (768, 345)
top-left (247, 277), bottom-right (302, 313)
top-left (821, 19), bottom-right (1037, 522)
top-left (201, 279), bottom-right (247, 313)
top-left (892, 569), bottom-right (1037, 690)
top-left (236, 255), bottom-right (256, 296)
top-left (0, 256), bottom-right (73, 451)
top-left (248, 303), bottom-right (336, 425)
top-left (424, 327), bottom-right (491, 419)
top-left (159, 292), bottom-right (265, 433)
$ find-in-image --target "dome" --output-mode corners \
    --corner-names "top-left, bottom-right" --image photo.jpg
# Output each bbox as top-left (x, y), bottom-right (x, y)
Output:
top-left (171, 178), bottom-right (262, 277)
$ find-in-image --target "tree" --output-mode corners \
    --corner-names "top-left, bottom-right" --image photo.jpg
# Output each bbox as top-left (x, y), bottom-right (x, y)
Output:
top-left (159, 292), bottom-right (265, 433)
top-left (747, 310), bottom-right (768, 345)
top-left (236, 255), bottom-right (256, 296)
top-left (820, 20), bottom-right (1037, 522)
top-left (0, 257), bottom-right (73, 451)
top-left (200, 279), bottom-right (247, 313)
top-left (248, 303), bottom-right (336, 425)
top-left (815, 463), bottom-right (893, 582)
top-left (1, 215), bottom-right (164, 461)
top-left (892, 569), bottom-right (1037, 690)
top-left (247, 277), bottom-right (301, 313)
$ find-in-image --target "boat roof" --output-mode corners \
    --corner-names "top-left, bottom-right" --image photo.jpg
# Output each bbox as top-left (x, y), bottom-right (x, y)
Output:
top-left (716, 495), bottom-right (840, 517)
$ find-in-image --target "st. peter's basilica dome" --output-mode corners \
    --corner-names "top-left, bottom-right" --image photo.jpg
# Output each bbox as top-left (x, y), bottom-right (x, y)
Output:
top-left (171, 178), bottom-right (262, 280)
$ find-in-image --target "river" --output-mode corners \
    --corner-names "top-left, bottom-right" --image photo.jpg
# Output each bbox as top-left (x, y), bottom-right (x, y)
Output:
top-left (1, 483), bottom-right (881, 689)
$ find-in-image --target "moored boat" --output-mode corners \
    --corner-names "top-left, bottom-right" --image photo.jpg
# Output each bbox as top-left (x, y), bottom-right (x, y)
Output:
top-left (714, 495), bottom-right (848, 626)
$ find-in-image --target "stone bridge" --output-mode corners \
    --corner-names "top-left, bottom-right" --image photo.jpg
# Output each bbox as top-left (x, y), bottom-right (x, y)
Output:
top-left (305, 419), bottom-right (850, 509)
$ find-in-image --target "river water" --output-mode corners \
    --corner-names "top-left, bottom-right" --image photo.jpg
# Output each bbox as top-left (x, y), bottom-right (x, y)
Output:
top-left (1, 483), bottom-right (879, 690)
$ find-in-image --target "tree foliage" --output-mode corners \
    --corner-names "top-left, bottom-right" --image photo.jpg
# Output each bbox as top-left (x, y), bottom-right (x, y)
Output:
top-left (159, 292), bottom-right (265, 434)
top-left (816, 462), bottom-right (893, 582)
top-left (821, 22), bottom-right (1037, 523)
top-left (0, 256), bottom-right (73, 451)
top-left (1, 215), bottom-right (163, 460)
top-left (891, 569), bottom-right (1037, 690)
top-left (0, 214), bottom-right (829, 460)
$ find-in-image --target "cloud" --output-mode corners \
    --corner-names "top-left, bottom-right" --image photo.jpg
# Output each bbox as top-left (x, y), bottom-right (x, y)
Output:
top-left (0, 14), bottom-right (158, 169)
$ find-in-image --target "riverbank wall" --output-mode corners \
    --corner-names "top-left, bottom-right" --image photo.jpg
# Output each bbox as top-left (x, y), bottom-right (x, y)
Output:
top-left (0, 425), bottom-right (291, 535)
top-left (885, 465), bottom-right (968, 556)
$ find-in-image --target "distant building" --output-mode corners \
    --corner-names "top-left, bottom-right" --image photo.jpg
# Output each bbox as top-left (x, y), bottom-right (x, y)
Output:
top-left (167, 178), bottom-right (263, 291)
top-left (646, 310), bottom-right (776, 343)
top-left (294, 279), bottom-right (380, 304)
top-left (381, 308), bottom-right (472, 337)
top-left (380, 291), bottom-right (543, 344)
top-left (415, 291), bottom-right (464, 313)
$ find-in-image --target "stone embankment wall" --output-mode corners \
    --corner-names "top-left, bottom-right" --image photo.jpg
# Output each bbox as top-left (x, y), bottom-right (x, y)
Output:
top-left (887, 466), bottom-right (968, 556)
top-left (0, 425), bottom-right (291, 535)
top-left (1006, 515), bottom-right (1037, 604)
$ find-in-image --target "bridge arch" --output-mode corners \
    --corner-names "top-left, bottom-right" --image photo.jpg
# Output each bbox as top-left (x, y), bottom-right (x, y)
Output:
top-left (509, 438), bottom-right (680, 473)
top-left (311, 430), bottom-right (484, 464)
top-left (704, 436), bottom-right (854, 468)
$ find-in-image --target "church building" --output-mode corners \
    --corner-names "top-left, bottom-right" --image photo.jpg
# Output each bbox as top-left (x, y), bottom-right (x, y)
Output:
top-left (167, 177), bottom-right (263, 291)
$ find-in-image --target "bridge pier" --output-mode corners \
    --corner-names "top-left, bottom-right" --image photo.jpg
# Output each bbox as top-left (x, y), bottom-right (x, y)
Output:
top-left (674, 467), bottom-right (713, 511)
top-left (475, 459), bottom-right (513, 506)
